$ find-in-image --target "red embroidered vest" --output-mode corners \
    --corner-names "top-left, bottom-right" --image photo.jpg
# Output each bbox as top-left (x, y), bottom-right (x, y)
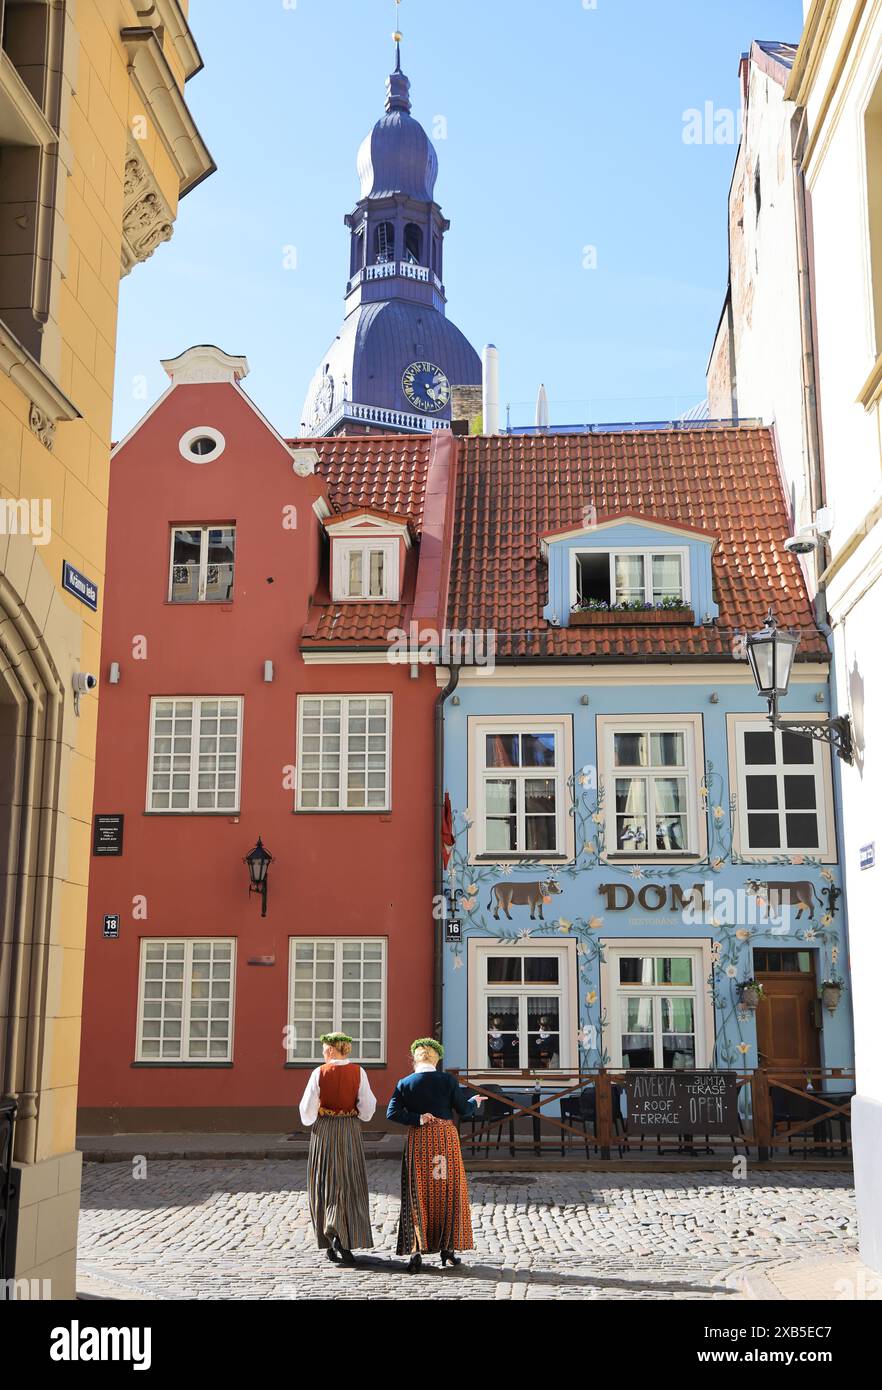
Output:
top-left (318, 1063), bottom-right (361, 1113)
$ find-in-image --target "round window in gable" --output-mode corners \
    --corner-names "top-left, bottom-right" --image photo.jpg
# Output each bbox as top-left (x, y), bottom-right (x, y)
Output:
top-left (179, 426), bottom-right (226, 462)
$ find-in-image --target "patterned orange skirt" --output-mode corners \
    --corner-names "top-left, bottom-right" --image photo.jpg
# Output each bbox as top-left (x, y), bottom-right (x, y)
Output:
top-left (396, 1118), bottom-right (475, 1256)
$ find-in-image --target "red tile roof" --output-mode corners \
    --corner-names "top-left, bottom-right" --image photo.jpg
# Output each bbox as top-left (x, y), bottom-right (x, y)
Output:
top-left (295, 432), bottom-right (454, 648)
top-left (287, 435), bottom-right (434, 530)
top-left (302, 602), bottom-right (408, 644)
top-left (448, 429), bottom-right (828, 662)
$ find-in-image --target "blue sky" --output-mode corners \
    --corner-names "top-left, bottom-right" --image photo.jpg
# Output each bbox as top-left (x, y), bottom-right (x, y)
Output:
top-left (112, 0), bottom-right (804, 437)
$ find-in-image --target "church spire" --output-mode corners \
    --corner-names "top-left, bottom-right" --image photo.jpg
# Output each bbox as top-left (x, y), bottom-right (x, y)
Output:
top-left (386, 5), bottom-right (410, 113)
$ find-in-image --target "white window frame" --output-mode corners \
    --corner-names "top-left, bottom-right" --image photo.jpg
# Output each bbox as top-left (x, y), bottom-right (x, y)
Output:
top-left (570, 546), bottom-right (690, 609)
top-left (146, 696), bottom-right (243, 814)
top-left (597, 714), bottom-right (706, 861)
top-left (135, 937), bottom-right (236, 1063)
top-left (727, 713), bottom-right (836, 862)
top-left (332, 538), bottom-right (399, 601)
top-left (296, 694), bottom-right (392, 812)
top-left (178, 426), bottom-right (227, 462)
top-left (286, 937), bottom-right (387, 1064)
top-left (468, 939), bottom-right (578, 1072)
top-left (600, 939), bottom-right (714, 1069)
top-left (168, 524), bottom-right (236, 603)
top-left (467, 714), bottom-right (574, 861)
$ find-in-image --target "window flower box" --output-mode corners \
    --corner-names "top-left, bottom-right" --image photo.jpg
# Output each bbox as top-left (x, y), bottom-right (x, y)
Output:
top-left (569, 606), bottom-right (696, 627)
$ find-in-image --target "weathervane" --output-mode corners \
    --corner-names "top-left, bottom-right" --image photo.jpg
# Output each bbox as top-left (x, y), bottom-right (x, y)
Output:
top-left (393, 0), bottom-right (403, 70)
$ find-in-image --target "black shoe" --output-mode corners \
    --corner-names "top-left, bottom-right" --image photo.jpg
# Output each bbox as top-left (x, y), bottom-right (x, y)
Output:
top-left (326, 1245), bottom-right (341, 1264)
top-left (440, 1249), bottom-right (461, 1267)
top-left (407, 1253), bottom-right (422, 1273)
top-left (332, 1235), bottom-right (356, 1265)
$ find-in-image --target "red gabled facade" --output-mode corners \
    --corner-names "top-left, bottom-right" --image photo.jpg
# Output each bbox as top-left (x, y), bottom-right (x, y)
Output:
top-left (79, 347), bottom-right (454, 1132)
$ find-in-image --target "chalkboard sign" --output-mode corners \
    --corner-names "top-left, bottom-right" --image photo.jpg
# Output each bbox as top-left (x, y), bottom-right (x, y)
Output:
top-left (624, 1071), bottom-right (740, 1135)
top-left (93, 814), bottom-right (124, 857)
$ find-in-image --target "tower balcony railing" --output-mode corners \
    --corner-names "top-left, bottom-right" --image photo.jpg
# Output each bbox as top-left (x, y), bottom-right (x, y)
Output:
top-left (318, 399), bottom-right (452, 434)
top-left (347, 262), bottom-right (445, 294)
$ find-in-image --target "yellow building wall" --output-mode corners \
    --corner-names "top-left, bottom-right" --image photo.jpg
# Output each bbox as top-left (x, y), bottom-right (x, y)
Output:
top-left (0, 0), bottom-right (210, 1294)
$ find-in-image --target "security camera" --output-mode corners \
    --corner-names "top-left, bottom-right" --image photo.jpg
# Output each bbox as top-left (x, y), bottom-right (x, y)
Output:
top-left (784, 529), bottom-right (818, 555)
top-left (72, 671), bottom-right (98, 716)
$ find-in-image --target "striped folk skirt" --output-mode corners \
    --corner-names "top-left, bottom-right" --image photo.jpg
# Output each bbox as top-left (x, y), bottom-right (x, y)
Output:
top-left (396, 1118), bottom-right (475, 1256)
top-left (307, 1114), bottom-right (374, 1251)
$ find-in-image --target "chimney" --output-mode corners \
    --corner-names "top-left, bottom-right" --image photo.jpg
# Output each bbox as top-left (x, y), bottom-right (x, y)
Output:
top-left (450, 384), bottom-right (483, 435)
top-left (482, 343), bottom-right (499, 435)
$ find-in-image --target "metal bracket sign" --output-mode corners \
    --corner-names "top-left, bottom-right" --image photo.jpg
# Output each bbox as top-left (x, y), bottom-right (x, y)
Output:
top-left (445, 917), bottom-right (462, 943)
top-left (62, 560), bottom-right (98, 611)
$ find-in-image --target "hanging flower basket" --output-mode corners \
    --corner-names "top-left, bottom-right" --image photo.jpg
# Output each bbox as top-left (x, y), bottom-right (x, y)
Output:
top-left (569, 606), bottom-right (695, 627)
top-left (820, 982), bottom-right (844, 1015)
top-left (736, 980), bottom-right (764, 1011)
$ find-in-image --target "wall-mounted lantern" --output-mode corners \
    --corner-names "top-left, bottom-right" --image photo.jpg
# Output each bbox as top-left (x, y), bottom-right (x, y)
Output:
top-left (244, 837), bottom-right (273, 917)
top-left (746, 609), bottom-right (853, 764)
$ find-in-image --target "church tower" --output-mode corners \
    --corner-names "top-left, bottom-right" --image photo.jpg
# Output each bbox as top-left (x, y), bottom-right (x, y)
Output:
top-left (301, 36), bottom-right (482, 435)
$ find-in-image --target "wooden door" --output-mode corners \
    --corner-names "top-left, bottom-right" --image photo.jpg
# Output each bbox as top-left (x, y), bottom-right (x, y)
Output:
top-left (755, 974), bottom-right (820, 1069)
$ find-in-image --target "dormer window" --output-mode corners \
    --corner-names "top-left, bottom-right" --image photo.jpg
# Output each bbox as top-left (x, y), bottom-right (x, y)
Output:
top-left (326, 509), bottom-right (411, 603)
top-left (573, 548), bottom-right (687, 610)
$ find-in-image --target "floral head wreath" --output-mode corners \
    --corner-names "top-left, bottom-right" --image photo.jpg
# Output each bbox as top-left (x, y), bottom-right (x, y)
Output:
top-left (411, 1037), bottom-right (443, 1059)
top-left (320, 1032), bottom-right (353, 1048)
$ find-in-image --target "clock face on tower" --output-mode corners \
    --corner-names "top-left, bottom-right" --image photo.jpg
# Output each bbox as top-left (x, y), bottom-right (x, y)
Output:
top-left (402, 360), bottom-right (451, 413)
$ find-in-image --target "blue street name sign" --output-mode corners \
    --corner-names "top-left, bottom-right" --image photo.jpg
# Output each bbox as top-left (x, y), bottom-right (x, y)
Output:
top-left (62, 560), bottom-right (98, 611)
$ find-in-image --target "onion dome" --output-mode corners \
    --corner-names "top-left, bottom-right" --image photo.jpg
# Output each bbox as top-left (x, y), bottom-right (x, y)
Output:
top-left (356, 48), bottom-right (438, 202)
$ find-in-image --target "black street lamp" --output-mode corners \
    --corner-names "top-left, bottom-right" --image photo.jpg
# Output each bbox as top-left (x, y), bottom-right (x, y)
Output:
top-left (244, 837), bottom-right (273, 917)
top-left (745, 610), bottom-right (853, 764)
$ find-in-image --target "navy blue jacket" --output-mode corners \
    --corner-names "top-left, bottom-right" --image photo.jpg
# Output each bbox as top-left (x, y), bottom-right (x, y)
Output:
top-left (386, 1069), bottom-right (480, 1127)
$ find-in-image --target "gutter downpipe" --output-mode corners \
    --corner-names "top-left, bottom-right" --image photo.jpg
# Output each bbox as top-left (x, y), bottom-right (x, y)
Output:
top-left (433, 663), bottom-right (460, 1040)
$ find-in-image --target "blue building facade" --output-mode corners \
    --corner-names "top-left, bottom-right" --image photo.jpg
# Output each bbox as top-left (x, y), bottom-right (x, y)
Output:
top-left (438, 430), bottom-right (853, 1090)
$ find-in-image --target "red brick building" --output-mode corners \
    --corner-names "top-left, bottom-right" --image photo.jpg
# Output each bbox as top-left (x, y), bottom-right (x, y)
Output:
top-left (79, 345), bottom-right (455, 1132)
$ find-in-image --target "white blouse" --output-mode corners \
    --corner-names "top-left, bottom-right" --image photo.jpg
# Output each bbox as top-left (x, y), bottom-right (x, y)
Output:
top-left (298, 1058), bottom-right (377, 1126)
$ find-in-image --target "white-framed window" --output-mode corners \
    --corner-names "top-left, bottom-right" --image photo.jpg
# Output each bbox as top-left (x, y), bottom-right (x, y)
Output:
top-left (469, 941), bottom-right (577, 1071)
top-left (597, 714), bottom-right (705, 858)
top-left (136, 938), bottom-right (235, 1062)
top-left (296, 695), bottom-right (391, 811)
top-left (571, 547), bottom-right (689, 609)
top-left (332, 539), bottom-right (399, 601)
top-left (729, 716), bottom-right (835, 860)
top-left (468, 715), bottom-right (574, 859)
top-left (168, 526), bottom-right (236, 602)
top-left (147, 697), bottom-right (243, 812)
top-left (287, 938), bottom-right (386, 1063)
top-left (601, 941), bottom-right (714, 1069)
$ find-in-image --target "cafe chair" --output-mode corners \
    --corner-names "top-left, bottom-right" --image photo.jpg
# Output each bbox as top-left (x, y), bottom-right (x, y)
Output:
top-left (559, 1087), bottom-right (597, 1158)
top-left (770, 1084), bottom-right (850, 1158)
top-left (559, 1084), bottom-right (625, 1159)
top-left (462, 1083), bottom-right (516, 1158)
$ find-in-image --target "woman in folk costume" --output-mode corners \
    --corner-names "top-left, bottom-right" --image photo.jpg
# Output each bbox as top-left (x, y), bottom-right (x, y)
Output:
top-left (386, 1038), bottom-right (484, 1272)
top-left (299, 1032), bottom-right (376, 1264)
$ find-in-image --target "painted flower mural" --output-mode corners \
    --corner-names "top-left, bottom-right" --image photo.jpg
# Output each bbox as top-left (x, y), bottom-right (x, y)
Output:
top-left (443, 762), bottom-right (843, 1070)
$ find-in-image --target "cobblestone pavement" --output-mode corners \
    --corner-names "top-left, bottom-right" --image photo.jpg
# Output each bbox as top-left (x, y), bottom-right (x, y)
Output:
top-left (76, 1161), bottom-right (858, 1301)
